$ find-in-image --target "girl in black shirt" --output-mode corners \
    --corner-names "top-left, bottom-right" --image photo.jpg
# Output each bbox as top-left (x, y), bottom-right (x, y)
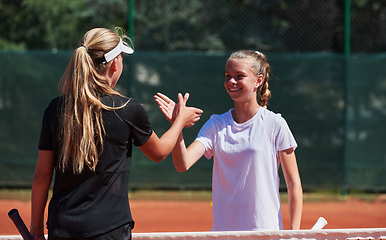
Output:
top-left (30, 27), bottom-right (202, 240)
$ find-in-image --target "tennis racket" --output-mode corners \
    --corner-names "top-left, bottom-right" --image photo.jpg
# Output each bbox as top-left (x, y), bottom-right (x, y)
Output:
top-left (8, 208), bottom-right (34, 240)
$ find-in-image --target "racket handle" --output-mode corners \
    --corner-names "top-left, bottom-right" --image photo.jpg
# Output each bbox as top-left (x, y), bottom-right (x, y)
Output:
top-left (8, 209), bottom-right (34, 240)
top-left (311, 217), bottom-right (328, 230)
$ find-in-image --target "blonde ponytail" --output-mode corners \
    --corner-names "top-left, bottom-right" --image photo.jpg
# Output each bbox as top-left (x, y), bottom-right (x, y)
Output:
top-left (59, 27), bottom-right (131, 173)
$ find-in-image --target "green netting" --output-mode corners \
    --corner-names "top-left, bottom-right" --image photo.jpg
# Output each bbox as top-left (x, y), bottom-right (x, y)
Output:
top-left (344, 56), bottom-right (386, 190)
top-left (0, 51), bottom-right (385, 191)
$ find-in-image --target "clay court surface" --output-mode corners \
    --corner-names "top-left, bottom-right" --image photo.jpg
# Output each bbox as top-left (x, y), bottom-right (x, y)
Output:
top-left (1, 190), bottom-right (385, 236)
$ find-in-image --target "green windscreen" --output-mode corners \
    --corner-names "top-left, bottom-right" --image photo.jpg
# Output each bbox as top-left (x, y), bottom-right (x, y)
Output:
top-left (1, 51), bottom-right (385, 191)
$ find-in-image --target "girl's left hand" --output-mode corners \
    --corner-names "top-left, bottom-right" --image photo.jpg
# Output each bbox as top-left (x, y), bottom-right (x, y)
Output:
top-left (33, 235), bottom-right (46, 240)
top-left (155, 92), bottom-right (202, 127)
top-left (30, 228), bottom-right (46, 240)
top-left (154, 92), bottom-right (177, 123)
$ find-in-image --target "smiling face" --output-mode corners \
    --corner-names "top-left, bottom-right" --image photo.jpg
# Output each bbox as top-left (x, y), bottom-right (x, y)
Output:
top-left (224, 58), bottom-right (261, 104)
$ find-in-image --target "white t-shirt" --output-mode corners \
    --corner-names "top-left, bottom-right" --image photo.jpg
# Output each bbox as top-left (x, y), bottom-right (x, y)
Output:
top-left (195, 107), bottom-right (297, 231)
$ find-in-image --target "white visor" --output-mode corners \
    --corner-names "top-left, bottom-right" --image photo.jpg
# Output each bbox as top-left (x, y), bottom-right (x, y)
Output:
top-left (104, 38), bottom-right (134, 63)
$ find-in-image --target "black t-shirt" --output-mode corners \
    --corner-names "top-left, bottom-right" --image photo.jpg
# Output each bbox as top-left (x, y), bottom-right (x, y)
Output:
top-left (38, 95), bottom-right (152, 238)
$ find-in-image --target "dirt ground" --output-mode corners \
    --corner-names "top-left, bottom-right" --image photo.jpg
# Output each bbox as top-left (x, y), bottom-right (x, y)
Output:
top-left (1, 192), bottom-right (385, 236)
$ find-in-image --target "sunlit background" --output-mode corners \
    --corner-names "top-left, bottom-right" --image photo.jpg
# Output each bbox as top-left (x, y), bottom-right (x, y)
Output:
top-left (1, 0), bottom-right (385, 192)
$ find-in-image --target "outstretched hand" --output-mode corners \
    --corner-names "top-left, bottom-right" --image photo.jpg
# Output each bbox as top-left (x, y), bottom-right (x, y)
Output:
top-left (154, 92), bottom-right (203, 127)
top-left (154, 92), bottom-right (177, 123)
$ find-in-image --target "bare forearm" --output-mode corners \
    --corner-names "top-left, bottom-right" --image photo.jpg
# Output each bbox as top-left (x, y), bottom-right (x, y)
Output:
top-left (172, 133), bottom-right (190, 172)
top-left (173, 137), bottom-right (205, 173)
top-left (140, 114), bottom-right (187, 162)
top-left (287, 182), bottom-right (303, 230)
top-left (30, 150), bottom-right (54, 237)
top-left (157, 117), bottom-right (186, 157)
top-left (31, 177), bottom-right (51, 235)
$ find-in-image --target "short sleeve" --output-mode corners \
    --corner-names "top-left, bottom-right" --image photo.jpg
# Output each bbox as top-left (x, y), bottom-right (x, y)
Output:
top-left (274, 115), bottom-right (297, 152)
top-left (127, 101), bottom-right (153, 147)
top-left (38, 100), bottom-right (57, 150)
top-left (195, 117), bottom-right (215, 159)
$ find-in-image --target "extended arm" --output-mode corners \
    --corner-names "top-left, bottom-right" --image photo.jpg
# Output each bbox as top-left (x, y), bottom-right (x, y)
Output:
top-left (172, 134), bottom-right (206, 172)
top-left (154, 92), bottom-right (198, 127)
top-left (154, 92), bottom-right (205, 171)
top-left (140, 93), bottom-right (203, 162)
top-left (31, 150), bottom-right (54, 239)
top-left (279, 148), bottom-right (303, 230)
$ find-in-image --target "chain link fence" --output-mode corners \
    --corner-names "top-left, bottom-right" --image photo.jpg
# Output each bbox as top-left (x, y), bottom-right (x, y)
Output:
top-left (1, 0), bottom-right (386, 191)
top-left (1, 0), bottom-right (386, 53)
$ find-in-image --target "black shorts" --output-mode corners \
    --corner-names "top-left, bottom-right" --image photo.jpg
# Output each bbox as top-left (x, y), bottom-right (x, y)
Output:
top-left (48, 222), bottom-right (134, 240)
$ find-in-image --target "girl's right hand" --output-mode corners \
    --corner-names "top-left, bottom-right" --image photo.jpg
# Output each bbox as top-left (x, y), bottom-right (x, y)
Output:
top-left (176, 93), bottom-right (203, 127)
top-left (155, 92), bottom-right (203, 127)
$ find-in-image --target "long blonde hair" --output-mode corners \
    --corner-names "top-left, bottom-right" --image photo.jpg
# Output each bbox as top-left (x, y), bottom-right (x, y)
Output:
top-left (59, 27), bottom-right (132, 173)
top-left (228, 50), bottom-right (271, 107)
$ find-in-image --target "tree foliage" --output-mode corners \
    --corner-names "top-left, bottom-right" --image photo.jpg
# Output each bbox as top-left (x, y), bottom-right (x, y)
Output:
top-left (0, 0), bottom-right (127, 51)
top-left (1, 0), bottom-right (386, 53)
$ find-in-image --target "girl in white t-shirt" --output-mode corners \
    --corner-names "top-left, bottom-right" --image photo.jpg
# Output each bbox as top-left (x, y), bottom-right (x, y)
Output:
top-left (155, 50), bottom-right (303, 231)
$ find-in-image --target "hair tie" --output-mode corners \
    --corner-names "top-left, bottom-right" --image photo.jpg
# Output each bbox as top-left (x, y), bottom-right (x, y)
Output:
top-left (81, 45), bottom-right (88, 52)
top-left (255, 51), bottom-right (261, 57)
